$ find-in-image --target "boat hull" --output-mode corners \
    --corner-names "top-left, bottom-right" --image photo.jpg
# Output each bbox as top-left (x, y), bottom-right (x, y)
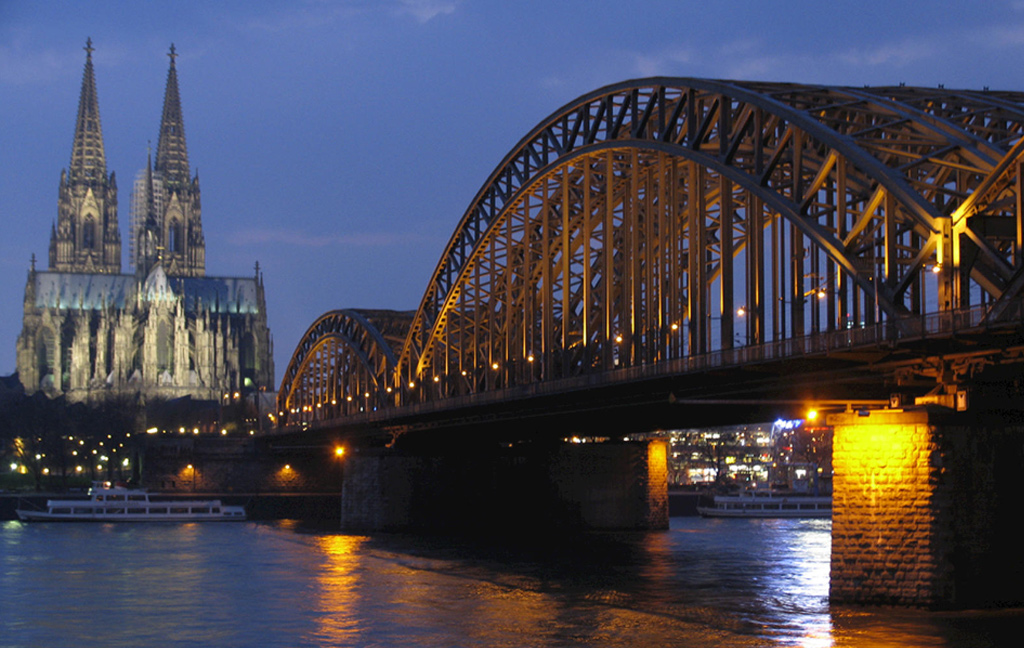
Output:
top-left (697, 494), bottom-right (831, 519)
top-left (16, 508), bottom-right (246, 522)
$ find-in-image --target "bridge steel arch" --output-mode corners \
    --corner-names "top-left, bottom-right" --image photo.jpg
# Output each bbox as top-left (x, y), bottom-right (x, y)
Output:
top-left (394, 78), bottom-right (1024, 401)
top-left (281, 78), bottom-right (1024, 423)
top-left (277, 309), bottom-right (404, 424)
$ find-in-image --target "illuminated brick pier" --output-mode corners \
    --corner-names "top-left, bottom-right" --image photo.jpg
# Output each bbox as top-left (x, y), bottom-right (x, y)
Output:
top-left (830, 409), bottom-right (1024, 608)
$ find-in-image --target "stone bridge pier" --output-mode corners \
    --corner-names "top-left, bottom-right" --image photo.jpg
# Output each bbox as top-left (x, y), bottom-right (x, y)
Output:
top-left (339, 438), bottom-right (669, 533)
top-left (829, 409), bottom-right (1024, 609)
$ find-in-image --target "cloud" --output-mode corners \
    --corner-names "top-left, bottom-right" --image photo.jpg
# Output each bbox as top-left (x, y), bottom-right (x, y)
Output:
top-left (232, 1), bottom-right (368, 35)
top-left (396, 0), bottom-right (457, 23)
top-left (226, 227), bottom-right (437, 248)
top-left (229, 0), bottom-right (455, 37)
top-left (0, 38), bottom-right (75, 85)
top-left (630, 47), bottom-right (693, 78)
top-left (837, 38), bottom-right (936, 68)
top-left (970, 22), bottom-right (1024, 48)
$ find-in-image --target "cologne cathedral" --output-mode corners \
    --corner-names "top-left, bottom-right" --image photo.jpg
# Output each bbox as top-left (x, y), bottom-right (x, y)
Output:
top-left (16, 41), bottom-right (274, 401)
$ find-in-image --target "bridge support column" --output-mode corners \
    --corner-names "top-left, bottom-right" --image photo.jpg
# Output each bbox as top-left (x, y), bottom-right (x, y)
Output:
top-left (340, 439), bottom-right (668, 533)
top-left (829, 409), bottom-right (1024, 608)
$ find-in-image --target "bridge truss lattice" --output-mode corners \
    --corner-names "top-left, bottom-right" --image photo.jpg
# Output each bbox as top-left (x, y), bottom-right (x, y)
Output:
top-left (279, 77), bottom-right (1024, 425)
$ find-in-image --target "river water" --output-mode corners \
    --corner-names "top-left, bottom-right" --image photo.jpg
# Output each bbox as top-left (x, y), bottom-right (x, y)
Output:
top-left (1, 517), bottom-right (1019, 647)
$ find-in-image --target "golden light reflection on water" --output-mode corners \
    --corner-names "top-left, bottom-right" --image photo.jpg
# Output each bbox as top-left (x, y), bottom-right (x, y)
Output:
top-left (312, 534), bottom-right (368, 644)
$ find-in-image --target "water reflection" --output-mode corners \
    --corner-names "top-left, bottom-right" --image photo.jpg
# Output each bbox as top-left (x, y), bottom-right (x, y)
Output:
top-left (294, 520), bottom-right (836, 647)
top-left (2, 518), bottom-right (1022, 647)
top-left (310, 534), bottom-right (366, 644)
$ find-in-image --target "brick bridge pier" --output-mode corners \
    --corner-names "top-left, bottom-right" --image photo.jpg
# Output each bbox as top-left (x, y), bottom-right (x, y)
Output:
top-left (829, 408), bottom-right (1024, 608)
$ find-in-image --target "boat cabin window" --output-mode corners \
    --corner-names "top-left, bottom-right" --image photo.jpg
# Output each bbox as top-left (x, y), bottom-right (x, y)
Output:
top-left (51, 507), bottom-right (71, 514)
top-left (128, 508), bottom-right (146, 514)
top-left (128, 495), bottom-right (146, 502)
top-left (73, 508), bottom-right (93, 514)
top-left (211, 507), bottom-right (220, 513)
top-left (170, 507), bottom-right (189, 514)
top-left (149, 507), bottom-right (168, 514)
top-left (191, 507), bottom-right (210, 514)
top-left (107, 495), bottom-right (125, 502)
top-left (106, 508), bottom-right (125, 514)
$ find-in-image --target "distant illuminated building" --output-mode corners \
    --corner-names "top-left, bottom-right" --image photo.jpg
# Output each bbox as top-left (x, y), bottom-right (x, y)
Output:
top-left (15, 40), bottom-right (273, 401)
top-left (666, 419), bottom-right (832, 492)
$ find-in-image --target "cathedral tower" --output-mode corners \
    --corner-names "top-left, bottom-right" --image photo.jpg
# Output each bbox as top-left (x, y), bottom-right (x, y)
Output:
top-left (49, 38), bottom-right (121, 274)
top-left (135, 44), bottom-right (205, 278)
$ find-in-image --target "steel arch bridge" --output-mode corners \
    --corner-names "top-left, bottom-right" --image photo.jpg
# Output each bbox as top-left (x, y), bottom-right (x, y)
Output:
top-left (278, 77), bottom-right (1024, 427)
top-left (277, 309), bottom-right (411, 421)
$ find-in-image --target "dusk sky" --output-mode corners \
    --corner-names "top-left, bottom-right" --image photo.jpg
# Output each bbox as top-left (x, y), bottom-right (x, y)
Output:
top-left (5, 0), bottom-right (1024, 383)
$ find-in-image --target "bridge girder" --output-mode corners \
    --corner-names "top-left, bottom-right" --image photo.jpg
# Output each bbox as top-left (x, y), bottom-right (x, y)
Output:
top-left (282, 78), bottom-right (1024, 424)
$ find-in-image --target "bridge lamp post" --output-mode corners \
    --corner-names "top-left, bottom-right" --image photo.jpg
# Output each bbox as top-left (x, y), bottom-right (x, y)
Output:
top-left (457, 369), bottom-right (477, 396)
top-left (735, 306), bottom-right (754, 344)
top-left (525, 353), bottom-right (538, 382)
top-left (606, 335), bottom-right (622, 366)
top-left (665, 322), bottom-right (680, 360)
top-left (488, 361), bottom-right (501, 391)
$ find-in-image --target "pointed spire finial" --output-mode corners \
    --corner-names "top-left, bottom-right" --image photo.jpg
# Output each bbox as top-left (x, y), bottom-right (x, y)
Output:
top-left (30, 253), bottom-right (36, 272)
top-left (69, 37), bottom-right (106, 182)
top-left (155, 42), bottom-right (189, 185)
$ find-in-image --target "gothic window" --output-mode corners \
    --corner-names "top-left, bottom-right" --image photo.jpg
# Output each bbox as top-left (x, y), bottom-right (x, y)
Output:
top-left (240, 332), bottom-right (257, 385)
top-left (61, 336), bottom-right (73, 392)
top-left (83, 218), bottom-right (96, 249)
top-left (36, 328), bottom-right (55, 383)
top-left (157, 320), bottom-right (172, 373)
top-left (169, 220), bottom-right (183, 254)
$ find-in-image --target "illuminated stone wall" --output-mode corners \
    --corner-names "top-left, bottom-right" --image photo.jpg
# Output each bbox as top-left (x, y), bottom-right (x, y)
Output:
top-left (141, 436), bottom-right (342, 494)
top-left (830, 409), bottom-right (1024, 608)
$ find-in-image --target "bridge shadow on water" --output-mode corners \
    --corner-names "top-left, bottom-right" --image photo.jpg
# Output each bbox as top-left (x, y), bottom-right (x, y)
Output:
top-left (273, 516), bottom-right (1022, 647)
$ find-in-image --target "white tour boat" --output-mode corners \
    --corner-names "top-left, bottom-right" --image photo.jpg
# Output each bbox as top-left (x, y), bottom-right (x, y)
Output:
top-left (696, 490), bottom-right (831, 518)
top-left (15, 481), bottom-right (247, 522)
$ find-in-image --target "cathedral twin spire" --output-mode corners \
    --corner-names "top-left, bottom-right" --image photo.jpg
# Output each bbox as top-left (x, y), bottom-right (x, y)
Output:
top-left (50, 38), bottom-right (119, 274)
top-left (68, 38), bottom-right (106, 184)
top-left (51, 39), bottom-right (205, 278)
top-left (136, 41), bottom-right (205, 278)
top-left (154, 44), bottom-right (190, 187)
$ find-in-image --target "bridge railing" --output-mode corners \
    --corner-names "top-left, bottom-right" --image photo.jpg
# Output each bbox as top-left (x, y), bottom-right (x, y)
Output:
top-left (276, 302), bottom-right (1016, 430)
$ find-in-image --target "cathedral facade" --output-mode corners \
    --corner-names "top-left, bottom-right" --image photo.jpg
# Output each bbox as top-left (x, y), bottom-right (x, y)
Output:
top-left (16, 41), bottom-right (274, 401)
